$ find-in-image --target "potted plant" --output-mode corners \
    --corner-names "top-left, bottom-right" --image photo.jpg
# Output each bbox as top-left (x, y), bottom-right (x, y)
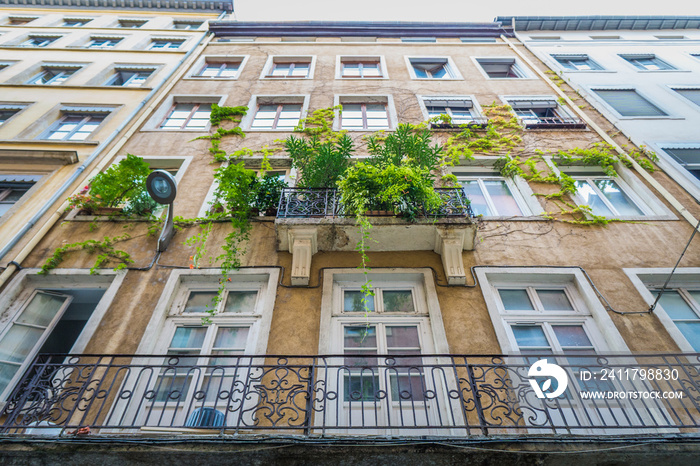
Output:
top-left (254, 174), bottom-right (288, 217)
top-left (210, 161), bottom-right (258, 218)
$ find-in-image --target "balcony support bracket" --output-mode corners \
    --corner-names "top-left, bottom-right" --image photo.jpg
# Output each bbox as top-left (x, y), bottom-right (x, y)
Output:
top-left (434, 228), bottom-right (468, 285)
top-left (288, 228), bottom-right (318, 286)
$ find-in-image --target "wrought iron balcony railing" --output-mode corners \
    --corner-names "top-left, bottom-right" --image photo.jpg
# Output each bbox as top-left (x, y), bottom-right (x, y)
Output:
top-left (2, 353), bottom-right (699, 436)
top-left (522, 116), bottom-right (587, 130)
top-left (277, 187), bottom-right (474, 219)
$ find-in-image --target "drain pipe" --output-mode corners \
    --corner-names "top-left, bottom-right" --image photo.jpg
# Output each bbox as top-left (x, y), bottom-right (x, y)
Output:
top-left (500, 34), bottom-right (698, 227)
top-left (0, 29), bottom-right (213, 288)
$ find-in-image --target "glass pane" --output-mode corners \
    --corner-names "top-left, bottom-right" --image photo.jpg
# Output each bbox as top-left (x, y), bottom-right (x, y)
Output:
top-left (16, 292), bottom-right (67, 326)
top-left (344, 290), bottom-right (374, 312)
top-left (658, 291), bottom-right (698, 320)
top-left (223, 291), bottom-right (257, 313)
top-left (344, 326), bottom-right (376, 348)
top-left (461, 180), bottom-right (491, 216)
top-left (688, 291), bottom-right (700, 307)
top-left (498, 289), bottom-right (534, 311)
top-left (430, 66), bottom-right (448, 79)
top-left (385, 326), bottom-right (420, 348)
top-left (343, 63), bottom-right (360, 76)
top-left (0, 325), bottom-right (44, 362)
top-left (483, 180), bottom-right (523, 216)
top-left (390, 374), bottom-right (426, 401)
top-left (593, 179), bottom-right (644, 216)
top-left (552, 326), bottom-right (593, 348)
top-left (574, 180), bottom-right (614, 216)
top-left (290, 64), bottom-right (309, 76)
top-left (537, 290), bottom-right (574, 311)
top-left (676, 322), bottom-right (700, 351)
top-left (412, 67), bottom-right (428, 78)
top-left (512, 325), bottom-right (549, 348)
top-left (183, 291), bottom-right (217, 313)
top-left (170, 327), bottom-right (206, 350)
top-left (341, 104), bottom-right (362, 117)
top-left (0, 361), bottom-right (21, 395)
top-left (363, 63), bottom-right (381, 76)
top-left (382, 290), bottom-right (414, 312)
top-left (213, 327), bottom-right (249, 350)
top-left (344, 374), bottom-right (379, 401)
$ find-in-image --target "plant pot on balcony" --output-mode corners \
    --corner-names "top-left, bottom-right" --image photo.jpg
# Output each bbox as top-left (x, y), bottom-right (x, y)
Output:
top-left (264, 207), bottom-right (278, 217)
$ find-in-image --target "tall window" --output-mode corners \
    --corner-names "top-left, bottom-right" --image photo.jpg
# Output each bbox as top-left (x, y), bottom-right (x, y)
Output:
top-left (340, 59), bottom-right (382, 78)
top-left (265, 58), bottom-right (312, 78)
top-left (105, 67), bottom-right (154, 87)
top-left (86, 37), bottom-right (122, 49)
top-left (620, 54), bottom-right (675, 71)
top-left (593, 89), bottom-right (668, 117)
top-left (409, 58), bottom-right (454, 79)
top-left (662, 148), bottom-right (700, 182)
top-left (149, 39), bottom-right (184, 50)
top-left (160, 103), bottom-right (212, 130)
top-left (0, 105), bottom-right (25, 126)
top-left (42, 111), bottom-right (108, 141)
top-left (27, 66), bottom-right (79, 85)
top-left (654, 288), bottom-right (700, 351)
top-left (476, 58), bottom-right (526, 78)
top-left (196, 60), bottom-right (241, 78)
top-left (340, 102), bottom-right (389, 130)
top-left (458, 176), bottom-right (525, 217)
top-left (251, 102), bottom-right (302, 130)
top-left (0, 181), bottom-right (34, 217)
top-left (20, 36), bottom-right (60, 47)
top-left (552, 54), bottom-right (603, 71)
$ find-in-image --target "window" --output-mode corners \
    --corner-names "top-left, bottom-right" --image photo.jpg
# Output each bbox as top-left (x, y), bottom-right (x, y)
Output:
top-left (86, 37), bottom-right (122, 49)
top-left (173, 21), bottom-right (203, 30)
top-left (112, 156), bottom-right (190, 184)
top-left (654, 289), bottom-right (700, 351)
top-left (340, 102), bottom-right (389, 130)
top-left (20, 36), bottom-right (61, 47)
top-left (620, 54), bottom-right (675, 71)
top-left (552, 54), bottom-right (603, 71)
top-left (0, 62), bottom-right (12, 71)
top-left (27, 65), bottom-right (81, 85)
top-left (160, 102), bottom-right (212, 130)
top-left (42, 110), bottom-right (110, 141)
top-left (63, 18), bottom-right (90, 27)
top-left (149, 39), bottom-right (185, 50)
top-left (7, 16), bottom-right (38, 25)
top-left (572, 176), bottom-right (648, 217)
top-left (672, 88), bottom-right (700, 108)
top-left (251, 102), bottom-right (302, 130)
top-left (105, 67), bottom-right (154, 87)
top-left (655, 35), bottom-right (685, 40)
top-left (118, 19), bottom-right (146, 28)
top-left (422, 97), bottom-right (484, 126)
top-left (195, 60), bottom-right (242, 78)
top-left (408, 58), bottom-right (455, 79)
top-left (0, 179), bottom-right (35, 217)
top-left (661, 148), bottom-right (700, 182)
top-left (457, 175), bottom-right (527, 217)
top-left (340, 58), bottom-right (383, 78)
top-left (593, 89), bottom-right (668, 117)
top-left (401, 37), bottom-right (436, 43)
top-left (265, 58), bottom-right (312, 78)
top-left (476, 58), bottom-right (527, 78)
top-left (590, 35), bottom-right (620, 40)
top-left (506, 98), bottom-right (584, 129)
top-left (0, 105), bottom-right (25, 126)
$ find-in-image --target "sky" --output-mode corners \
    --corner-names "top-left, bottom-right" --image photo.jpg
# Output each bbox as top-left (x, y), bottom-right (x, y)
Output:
top-left (233, 0), bottom-right (700, 23)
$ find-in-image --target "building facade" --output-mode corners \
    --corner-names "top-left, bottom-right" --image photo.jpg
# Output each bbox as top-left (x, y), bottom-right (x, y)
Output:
top-left (0, 17), bottom-right (699, 463)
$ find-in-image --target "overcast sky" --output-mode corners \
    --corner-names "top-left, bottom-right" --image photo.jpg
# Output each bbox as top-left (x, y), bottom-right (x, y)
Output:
top-left (233, 1), bottom-right (700, 23)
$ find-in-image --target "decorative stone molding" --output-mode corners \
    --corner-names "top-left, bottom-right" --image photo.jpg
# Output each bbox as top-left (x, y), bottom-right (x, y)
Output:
top-left (287, 228), bottom-right (318, 286)
top-left (434, 228), bottom-right (469, 285)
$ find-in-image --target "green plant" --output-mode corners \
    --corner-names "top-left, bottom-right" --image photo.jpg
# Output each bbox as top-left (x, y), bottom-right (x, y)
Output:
top-left (285, 134), bottom-right (353, 187)
top-left (365, 123), bottom-right (442, 173)
top-left (39, 234), bottom-right (134, 275)
top-left (208, 162), bottom-right (258, 218)
top-left (254, 174), bottom-right (288, 214)
top-left (87, 154), bottom-right (158, 216)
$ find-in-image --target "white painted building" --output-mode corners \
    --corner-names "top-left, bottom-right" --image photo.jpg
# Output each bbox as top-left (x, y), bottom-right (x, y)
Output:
top-left (497, 16), bottom-right (700, 201)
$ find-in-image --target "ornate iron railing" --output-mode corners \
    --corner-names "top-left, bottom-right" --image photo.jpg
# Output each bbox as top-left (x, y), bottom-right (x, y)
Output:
top-left (2, 353), bottom-right (699, 436)
top-left (523, 117), bottom-right (587, 130)
top-left (277, 188), bottom-right (474, 219)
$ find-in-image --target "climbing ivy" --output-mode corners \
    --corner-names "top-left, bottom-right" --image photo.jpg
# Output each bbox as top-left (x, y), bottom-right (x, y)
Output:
top-left (39, 234), bottom-right (134, 275)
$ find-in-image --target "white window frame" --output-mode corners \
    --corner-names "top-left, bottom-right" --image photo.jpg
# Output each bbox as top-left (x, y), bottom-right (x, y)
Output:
top-left (0, 104), bottom-right (27, 127)
top-left (148, 37), bottom-right (185, 50)
top-left (39, 109), bottom-right (111, 141)
top-left (20, 35), bottom-right (61, 47)
top-left (104, 66), bottom-right (156, 87)
top-left (117, 19), bottom-right (147, 29)
top-left (625, 268), bottom-right (700, 353)
top-left (260, 56), bottom-right (316, 80)
top-left (85, 36), bottom-right (123, 49)
top-left (588, 87), bottom-right (674, 120)
top-left (336, 55), bottom-right (388, 80)
top-left (187, 55), bottom-right (249, 80)
top-left (619, 54), bottom-right (677, 72)
top-left (472, 56), bottom-right (532, 80)
top-left (550, 54), bottom-right (605, 72)
top-left (0, 268), bottom-right (126, 404)
top-left (417, 95), bottom-right (484, 125)
top-left (173, 21), bottom-right (204, 30)
top-left (146, 95), bottom-right (225, 132)
top-left (669, 86), bottom-right (700, 110)
top-left (240, 95), bottom-right (309, 132)
top-left (546, 158), bottom-right (675, 221)
top-left (405, 56), bottom-right (462, 80)
top-left (333, 95), bottom-right (396, 131)
top-left (646, 143), bottom-right (700, 202)
top-left (26, 65), bottom-right (82, 85)
top-left (62, 17), bottom-right (92, 27)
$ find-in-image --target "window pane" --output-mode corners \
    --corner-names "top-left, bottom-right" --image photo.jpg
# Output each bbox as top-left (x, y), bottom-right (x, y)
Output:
top-left (552, 325), bottom-right (593, 347)
top-left (213, 327), bottom-right (249, 350)
top-left (593, 179), bottom-right (644, 216)
top-left (343, 63), bottom-right (360, 76)
top-left (16, 292), bottom-right (67, 326)
top-left (0, 362), bottom-right (20, 394)
top-left (537, 290), bottom-right (574, 311)
top-left (385, 326), bottom-right (420, 348)
top-left (689, 291), bottom-right (700, 307)
top-left (382, 290), bottom-right (414, 312)
top-left (675, 322), bottom-right (700, 351)
top-left (290, 63), bottom-right (309, 77)
top-left (344, 374), bottom-right (379, 401)
top-left (223, 291), bottom-right (257, 313)
top-left (498, 289), bottom-right (534, 311)
top-left (511, 325), bottom-right (549, 348)
top-left (183, 291), bottom-right (217, 313)
top-left (344, 326), bottom-right (376, 348)
top-left (574, 180), bottom-right (614, 216)
top-left (594, 89), bottom-right (667, 117)
top-left (0, 325), bottom-right (44, 363)
top-left (363, 63), bottom-right (381, 76)
top-left (170, 327), bottom-right (206, 350)
top-left (483, 180), bottom-right (523, 216)
top-left (461, 180), bottom-right (491, 216)
top-left (344, 290), bottom-right (374, 312)
top-left (658, 291), bottom-right (698, 319)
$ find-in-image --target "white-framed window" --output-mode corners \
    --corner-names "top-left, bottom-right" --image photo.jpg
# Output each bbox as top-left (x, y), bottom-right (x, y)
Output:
top-left (660, 147), bottom-right (700, 183)
top-left (590, 35), bottom-right (621, 40)
top-left (457, 175), bottom-right (529, 217)
top-left (0, 104), bottom-right (27, 126)
top-left (335, 95), bottom-right (394, 131)
top-left (672, 88), bottom-right (700, 109)
top-left (117, 19), bottom-right (146, 28)
top-left (111, 155), bottom-right (192, 185)
top-left (149, 38), bottom-right (185, 50)
top-left (406, 57), bottom-right (459, 79)
top-left (104, 67), bottom-right (155, 87)
top-left (338, 56), bottom-right (385, 79)
top-left (85, 37), bottom-right (123, 49)
top-left (625, 268), bottom-right (700, 352)
top-left (620, 54), bottom-right (676, 71)
top-left (552, 54), bottom-right (604, 71)
top-left (475, 57), bottom-right (528, 78)
top-left (504, 97), bottom-right (580, 128)
top-left (0, 179), bottom-right (35, 217)
top-left (194, 58), bottom-right (244, 79)
top-left (20, 35), bottom-right (61, 47)
top-left (173, 21), bottom-right (203, 30)
top-left (160, 102), bottom-right (211, 130)
top-left (252, 102), bottom-right (302, 130)
top-left (26, 65), bottom-right (82, 85)
top-left (401, 37), bottom-right (436, 43)
top-left (592, 88), bottom-right (668, 117)
top-left (63, 18), bottom-right (91, 27)
top-left (261, 56), bottom-right (315, 79)
top-left (6, 16), bottom-right (38, 26)
top-left (0, 268), bottom-right (126, 401)
top-left (420, 96), bottom-right (483, 125)
top-left (40, 108), bottom-right (111, 141)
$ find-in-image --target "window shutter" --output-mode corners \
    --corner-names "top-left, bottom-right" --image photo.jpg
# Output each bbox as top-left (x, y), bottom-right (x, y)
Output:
top-left (674, 89), bottom-right (700, 107)
top-left (594, 89), bottom-right (667, 117)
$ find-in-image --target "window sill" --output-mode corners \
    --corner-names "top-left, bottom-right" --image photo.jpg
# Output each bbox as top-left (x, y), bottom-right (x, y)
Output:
top-left (1, 139), bottom-right (99, 146)
top-left (183, 76), bottom-right (241, 81)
